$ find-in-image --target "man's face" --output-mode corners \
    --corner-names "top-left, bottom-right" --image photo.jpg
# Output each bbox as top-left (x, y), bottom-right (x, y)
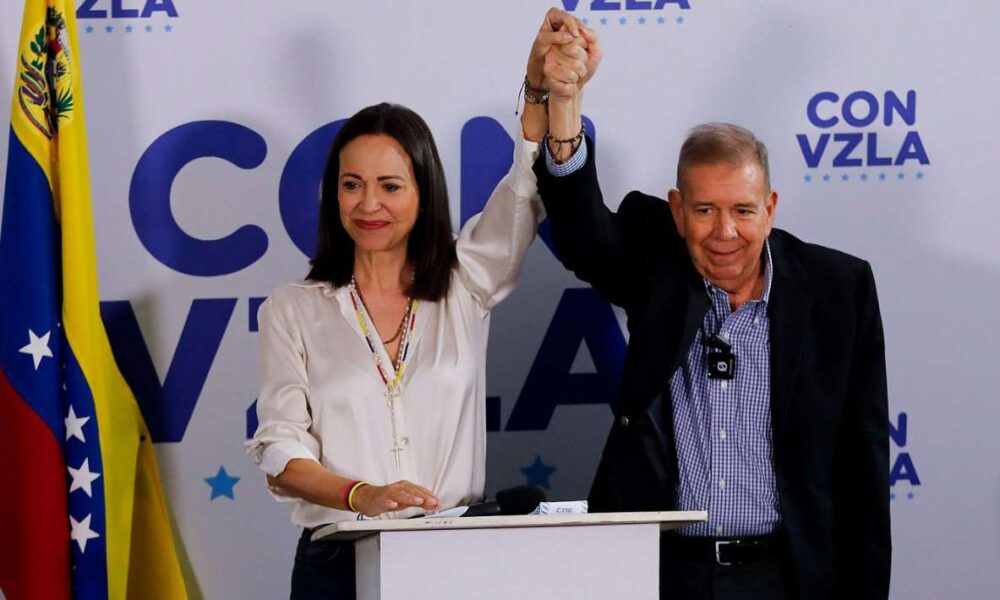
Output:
top-left (667, 161), bottom-right (778, 294)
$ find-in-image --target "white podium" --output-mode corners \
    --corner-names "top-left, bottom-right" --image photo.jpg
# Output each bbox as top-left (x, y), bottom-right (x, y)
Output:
top-left (313, 511), bottom-right (706, 600)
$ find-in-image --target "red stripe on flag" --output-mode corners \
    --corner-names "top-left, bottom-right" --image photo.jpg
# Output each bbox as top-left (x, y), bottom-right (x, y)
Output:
top-left (0, 366), bottom-right (71, 599)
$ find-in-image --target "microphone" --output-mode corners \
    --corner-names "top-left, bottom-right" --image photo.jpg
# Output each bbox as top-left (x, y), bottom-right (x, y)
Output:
top-left (461, 485), bottom-right (547, 517)
top-left (704, 332), bottom-right (736, 380)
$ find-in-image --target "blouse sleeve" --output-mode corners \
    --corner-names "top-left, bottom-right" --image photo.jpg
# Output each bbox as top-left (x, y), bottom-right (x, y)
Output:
top-left (245, 289), bottom-right (322, 493)
top-left (455, 134), bottom-right (545, 311)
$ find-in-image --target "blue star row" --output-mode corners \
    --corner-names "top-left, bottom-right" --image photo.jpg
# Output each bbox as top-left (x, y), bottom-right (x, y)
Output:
top-left (83, 23), bottom-right (175, 34)
top-left (889, 490), bottom-right (916, 501)
top-left (804, 171), bottom-right (925, 183)
top-left (582, 15), bottom-right (686, 26)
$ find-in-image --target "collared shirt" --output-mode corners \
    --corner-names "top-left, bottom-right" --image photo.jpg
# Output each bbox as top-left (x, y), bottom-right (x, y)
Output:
top-left (669, 242), bottom-right (779, 537)
top-left (545, 145), bottom-right (780, 537)
top-left (248, 137), bottom-right (545, 527)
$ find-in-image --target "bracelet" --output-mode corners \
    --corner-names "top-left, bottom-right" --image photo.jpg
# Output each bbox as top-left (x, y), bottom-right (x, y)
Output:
top-left (546, 122), bottom-right (586, 163)
top-left (347, 481), bottom-right (371, 513)
top-left (515, 75), bottom-right (550, 115)
top-left (523, 76), bottom-right (550, 105)
top-left (342, 480), bottom-right (359, 510)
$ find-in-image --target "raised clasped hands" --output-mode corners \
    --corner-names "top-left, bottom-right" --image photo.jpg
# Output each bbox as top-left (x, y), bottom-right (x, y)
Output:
top-left (526, 8), bottom-right (602, 104)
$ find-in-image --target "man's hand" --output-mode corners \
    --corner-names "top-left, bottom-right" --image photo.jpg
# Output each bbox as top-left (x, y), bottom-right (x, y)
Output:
top-left (527, 8), bottom-right (586, 88)
top-left (351, 480), bottom-right (442, 517)
top-left (542, 27), bottom-right (600, 163)
top-left (522, 8), bottom-right (586, 141)
top-left (545, 27), bottom-right (602, 104)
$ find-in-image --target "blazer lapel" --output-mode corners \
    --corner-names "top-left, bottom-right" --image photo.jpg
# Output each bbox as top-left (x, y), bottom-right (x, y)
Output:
top-left (650, 262), bottom-right (709, 394)
top-left (767, 233), bottom-right (813, 436)
top-left (677, 282), bottom-right (710, 375)
top-left (638, 267), bottom-right (709, 501)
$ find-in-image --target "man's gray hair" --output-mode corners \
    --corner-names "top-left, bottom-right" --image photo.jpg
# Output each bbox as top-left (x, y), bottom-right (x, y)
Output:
top-left (676, 122), bottom-right (771, 191)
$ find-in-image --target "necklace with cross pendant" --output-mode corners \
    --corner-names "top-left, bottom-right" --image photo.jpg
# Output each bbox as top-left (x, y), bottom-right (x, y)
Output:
top-left (347, 280), bottom-right (418, 469)
top-left (386, 386), bottom-right (404, 466)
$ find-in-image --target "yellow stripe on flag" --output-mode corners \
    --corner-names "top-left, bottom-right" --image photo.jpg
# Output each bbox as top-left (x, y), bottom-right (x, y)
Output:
top-left (10, 2), bottom-right (190, 597)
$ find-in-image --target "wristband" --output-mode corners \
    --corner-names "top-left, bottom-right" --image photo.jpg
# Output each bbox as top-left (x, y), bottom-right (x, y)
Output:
top-left (342, 480), bottom-right (359, 510)
top-left (347, 481), bottom-right (371, 513)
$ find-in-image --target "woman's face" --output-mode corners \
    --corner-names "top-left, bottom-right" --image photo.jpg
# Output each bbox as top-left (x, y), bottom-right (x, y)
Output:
top-left (337, 134), bottom-right (420, 255)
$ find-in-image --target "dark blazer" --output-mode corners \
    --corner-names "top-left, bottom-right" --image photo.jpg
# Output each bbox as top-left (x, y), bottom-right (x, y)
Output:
top-left (534, 138), bottom-right (891, 599)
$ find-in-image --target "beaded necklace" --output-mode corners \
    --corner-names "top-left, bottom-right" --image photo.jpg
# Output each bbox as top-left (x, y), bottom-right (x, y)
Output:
top-left (348, 276), bottom-right (418, 466)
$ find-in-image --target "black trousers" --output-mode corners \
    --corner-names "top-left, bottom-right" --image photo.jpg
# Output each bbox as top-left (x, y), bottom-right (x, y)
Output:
top-left (659, 535), bottom-right (791, 600)
top-left (290, 528), bottom-right (356, 599)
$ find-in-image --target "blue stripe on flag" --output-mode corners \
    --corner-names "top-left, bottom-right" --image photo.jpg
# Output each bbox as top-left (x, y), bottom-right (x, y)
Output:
top-left (64, 347), bottom-right (109, 599)
top-left (0, 128), bottom-right (63, 437)
top-left (1, 127), bottom-right (110, 598)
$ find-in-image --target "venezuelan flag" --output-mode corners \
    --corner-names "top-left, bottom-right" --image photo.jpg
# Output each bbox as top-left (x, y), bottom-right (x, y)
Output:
top-left (0, 2), bottom-right (188, 598)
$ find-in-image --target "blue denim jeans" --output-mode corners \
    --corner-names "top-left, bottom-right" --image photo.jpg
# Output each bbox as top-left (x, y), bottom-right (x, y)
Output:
top-left (290, 528), bottom-right (356, 599)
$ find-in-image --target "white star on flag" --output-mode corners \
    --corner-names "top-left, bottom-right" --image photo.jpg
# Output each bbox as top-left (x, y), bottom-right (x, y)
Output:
top-left (65, 405), bottom-right (90, 443)
top-left (68, 459), bottom-right (101, 497)
top-left (70, 514), bottom-right (100, 553)
top-left (19, 329), bottom-right (53, 370)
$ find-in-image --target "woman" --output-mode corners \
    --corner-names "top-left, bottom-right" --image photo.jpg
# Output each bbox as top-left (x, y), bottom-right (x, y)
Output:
top-left (247, 10), bottom-right (591, 598)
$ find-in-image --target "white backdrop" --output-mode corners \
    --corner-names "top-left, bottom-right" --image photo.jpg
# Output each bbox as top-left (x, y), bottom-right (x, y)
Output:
top-left (2, 1), bottom-right (999, 598)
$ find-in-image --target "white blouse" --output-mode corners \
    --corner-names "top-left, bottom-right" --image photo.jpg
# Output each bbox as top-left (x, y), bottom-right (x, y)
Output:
top-left (247, 136), bottom-right (543, 527)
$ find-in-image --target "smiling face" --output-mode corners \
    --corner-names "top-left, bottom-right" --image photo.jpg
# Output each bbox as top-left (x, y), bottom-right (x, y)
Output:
top-left (668, 160), bottom-right (778, 299)
top-left (337, 134), bottom-right (420, 255)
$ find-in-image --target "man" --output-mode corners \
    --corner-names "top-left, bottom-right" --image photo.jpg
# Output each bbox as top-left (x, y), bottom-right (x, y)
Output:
top-left (532, 15), bottom-right (890, 599)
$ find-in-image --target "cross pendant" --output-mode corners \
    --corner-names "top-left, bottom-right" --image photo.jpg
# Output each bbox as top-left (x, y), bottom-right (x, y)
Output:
top-left (385, 387), bottom-right (399, 407)
top-left (390, 443), bottom-right (404, 466)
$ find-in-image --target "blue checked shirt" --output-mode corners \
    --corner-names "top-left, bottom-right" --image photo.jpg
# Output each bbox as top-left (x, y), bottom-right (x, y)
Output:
top-left (547, 142), bottom-right (781, 538)
top-left (669, 243), bottom-right (779, 537)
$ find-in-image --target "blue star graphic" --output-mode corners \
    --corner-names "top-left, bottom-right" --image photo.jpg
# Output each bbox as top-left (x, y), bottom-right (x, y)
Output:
top-left (841, 174), bottom-right (850, 182)
top-left (125, 25), bottom-right (134, 33)
top-left (165, 24), bottom-right (174, 33)
top-left (860, 173), bottom-right (868, 181)
top-left (520, 455), bottom-right (557, 490)
top-left (804, 174), bottom-right (812, 183)
top-left (657, 16), bottom-right (666, 24)
top-left (582, 18), bottom-right (589, 26)
top-left (907, 491), bottom-right (915, 500)
top-left (145, 24), bottom-right (154, 33)
top-left (897, 172), bottom-right (905, 180)
top-left (105, 25), bottom-right (114, 33)
top-left (619, 17), bottom-right (627, 25)
top-left (916, 171), bottom-right (924, 180)
top-left (676, 16), bottom-right (685, 24)
top-left (638, 16), bottom-right (646, 25)
top-left (205, 466), bottom-right (240, 500)
top-left (822, 174), bottom-right (831, 182)
top-left (600, 17), bottom-right (608, 26)
top-left (85, 25), bottom-right (94, 34)
top-left (889, 492), bottom-right (896, 501)
top-left (878, 173), bottom-right (887, 181)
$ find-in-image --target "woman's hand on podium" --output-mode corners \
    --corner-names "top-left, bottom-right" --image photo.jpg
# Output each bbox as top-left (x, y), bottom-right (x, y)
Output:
top-left (353, 480), bottom-right (442, 517)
